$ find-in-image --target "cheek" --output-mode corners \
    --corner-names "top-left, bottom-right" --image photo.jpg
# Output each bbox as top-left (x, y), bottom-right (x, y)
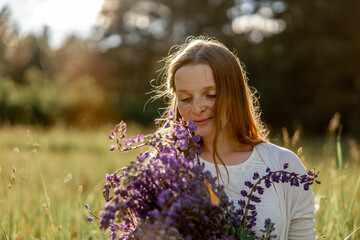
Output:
top-left (209, 101), bottom-right (216, 111)
top-left (204, 100), bottom-right (216, 114)
top-left (177, 104), bottom-right (191, 121)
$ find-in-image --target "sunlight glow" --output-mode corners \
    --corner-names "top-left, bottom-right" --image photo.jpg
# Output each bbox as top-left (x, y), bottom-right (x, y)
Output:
top-left (0, 0), bottom-right (104, 49)
top-left (232, 14), bottom-right (286, 35)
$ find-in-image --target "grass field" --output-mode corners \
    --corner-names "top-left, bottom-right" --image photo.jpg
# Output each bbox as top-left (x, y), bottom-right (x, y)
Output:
top-left (0, 124), bottom-right (359, 240)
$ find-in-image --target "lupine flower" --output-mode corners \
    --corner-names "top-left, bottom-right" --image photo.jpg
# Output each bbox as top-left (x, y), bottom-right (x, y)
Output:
top-left (85, 112), bottom-right (320, 240)
top-left (255, 218), bottom-right (277, 240)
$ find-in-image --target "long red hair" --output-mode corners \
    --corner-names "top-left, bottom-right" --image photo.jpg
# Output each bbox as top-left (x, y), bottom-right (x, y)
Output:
top-left (152, 36), bottom-right (268, 177)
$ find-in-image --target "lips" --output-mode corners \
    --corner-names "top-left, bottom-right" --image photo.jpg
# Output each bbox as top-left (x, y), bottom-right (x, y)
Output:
top-left (193, 117), bottom-right (213, 126)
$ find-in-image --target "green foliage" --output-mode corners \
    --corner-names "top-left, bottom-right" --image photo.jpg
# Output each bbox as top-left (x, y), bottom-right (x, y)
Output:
top-left (0, 70), bottom-right (60, 124)
top-left (0, 67), bottom-right (108, 126)
top-left (246, 0), bottom-right (360, 138)
top-left (1, 0), bottom-right (359, 137)
top-left (236, 228), bottom-right (255, 240)
top-left (95, 0), bottom-right (360, 138)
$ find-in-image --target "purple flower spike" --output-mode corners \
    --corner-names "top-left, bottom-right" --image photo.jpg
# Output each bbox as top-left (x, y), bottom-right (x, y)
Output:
top-left (283, 163), bottom-right (289, 169)
top-left (114, 124), bottom-right (121, 133)
top-left (271, 173), bottom-right (280, 183)
top-left (176, 139), bottom-right (189, 150)
top-left (252, 172), bottom-right (259, 180)
top-left (256, 186), bottom-right (264, 194)
top-left (241, 190), bottom-right (248, 197)
top-left (265, 179), bottom-right (272, 188)
top-left (247, 204), bottom-right (256, 210)
top-left (258, 218), bottom-right (277, 239)
top-left (251, 195), bottom-right (261, 203)
top-left (137, 135), bottom-right (144, 142)
top-left (238, 199), bottom-right (246, 207)
top-left (187, 120), bottom-right (197, 132)
top-left (97, 118), bottom-right (320, 240)
top-left (192, 134), bottom-right (201, 142)
top-left (244, 181), bottom-right (254, 188)
top-left (109, 232), bottom-right (118, 240)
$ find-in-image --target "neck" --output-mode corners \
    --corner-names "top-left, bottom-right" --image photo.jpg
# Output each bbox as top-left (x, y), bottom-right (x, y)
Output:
top-left (201, 128), bottom-right (252, 156)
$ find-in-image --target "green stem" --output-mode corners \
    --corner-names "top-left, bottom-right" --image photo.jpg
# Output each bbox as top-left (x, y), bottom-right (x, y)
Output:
top-left (33, 150), bottom-right (56, 238)
top-left (336, 125), bottom-right (343, 170)
top-left (344, 226), bottom-right (360, 240)
top-left (345, 175), bottom-right (360, 225)
top-left (0, 220), bottom-right (9, 240)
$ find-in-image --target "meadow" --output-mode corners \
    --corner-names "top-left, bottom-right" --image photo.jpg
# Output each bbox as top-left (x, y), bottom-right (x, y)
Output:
top-left (0, 123), bottom-right (359, 240)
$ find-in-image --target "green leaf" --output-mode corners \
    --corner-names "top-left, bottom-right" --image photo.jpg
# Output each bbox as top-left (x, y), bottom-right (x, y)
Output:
top-left (236, 227), bottom-right (255, 240)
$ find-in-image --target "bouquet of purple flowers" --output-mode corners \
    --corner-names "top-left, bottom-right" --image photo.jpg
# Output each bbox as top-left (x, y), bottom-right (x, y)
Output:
top-left (85, 111), bottom-right (320, 240)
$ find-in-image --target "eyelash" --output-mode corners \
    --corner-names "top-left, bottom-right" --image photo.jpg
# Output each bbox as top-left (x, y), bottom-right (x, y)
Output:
top-left (179, 95), bottom-right (216, 102)
top-left (180, 98), bottom-right (190, 102)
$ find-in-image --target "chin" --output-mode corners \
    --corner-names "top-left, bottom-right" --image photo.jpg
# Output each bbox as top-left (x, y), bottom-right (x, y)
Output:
top-left (195, 128), bottom-right (214, 139)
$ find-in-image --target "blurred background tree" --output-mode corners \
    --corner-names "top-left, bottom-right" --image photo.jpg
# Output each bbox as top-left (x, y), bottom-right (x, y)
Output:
top-left (249, 0), bottom-right (360, 136)
top-left (0, 0), bottom-right (359, 138)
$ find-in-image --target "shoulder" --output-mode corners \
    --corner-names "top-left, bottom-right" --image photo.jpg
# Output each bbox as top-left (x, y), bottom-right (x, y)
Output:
top-left (257, 142), bottom-right (307, 173)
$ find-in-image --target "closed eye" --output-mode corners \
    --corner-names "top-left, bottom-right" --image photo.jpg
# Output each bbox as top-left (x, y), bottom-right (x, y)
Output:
top-left (180, 97), bottom-right (191, 102)
top-left (207, 95), bottom-right (216, 99)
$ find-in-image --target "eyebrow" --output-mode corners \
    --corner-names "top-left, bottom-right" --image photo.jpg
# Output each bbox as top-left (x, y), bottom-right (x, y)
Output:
top-left (176, 86), bottom-right (216, 93)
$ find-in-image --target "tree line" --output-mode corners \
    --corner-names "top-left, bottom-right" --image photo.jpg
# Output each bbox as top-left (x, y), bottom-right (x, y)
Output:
top-left (0, 0), bottom-right (359, 138)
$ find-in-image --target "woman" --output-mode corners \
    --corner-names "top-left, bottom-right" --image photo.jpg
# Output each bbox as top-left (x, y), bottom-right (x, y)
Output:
top-left (153, 36), bottom-right (315, 239)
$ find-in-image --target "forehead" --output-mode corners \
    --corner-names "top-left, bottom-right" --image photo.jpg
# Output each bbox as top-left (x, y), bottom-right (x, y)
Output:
top-left (174, 64), bottom-right (216, 92)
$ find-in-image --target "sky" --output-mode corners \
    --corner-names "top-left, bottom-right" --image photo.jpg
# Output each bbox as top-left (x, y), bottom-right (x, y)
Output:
top-left (0, 0), bottom-right (104, 49)
top-left (0, 0), bottom-right (288, 48)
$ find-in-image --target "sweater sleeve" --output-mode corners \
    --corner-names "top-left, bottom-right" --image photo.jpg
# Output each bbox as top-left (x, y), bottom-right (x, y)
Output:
top-left (278, 148), bottom-right (316, 240)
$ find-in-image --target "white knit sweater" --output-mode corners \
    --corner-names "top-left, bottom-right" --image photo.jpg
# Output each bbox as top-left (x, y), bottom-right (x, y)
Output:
top-left (200, 142), bottom-right (315, 240)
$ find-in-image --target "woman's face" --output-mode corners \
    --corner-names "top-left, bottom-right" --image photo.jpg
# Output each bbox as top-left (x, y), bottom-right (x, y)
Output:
top-left (174, 64), bottom-right (217, 140)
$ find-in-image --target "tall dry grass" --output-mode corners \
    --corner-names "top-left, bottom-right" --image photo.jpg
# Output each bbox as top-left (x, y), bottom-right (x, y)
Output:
top-left (0, 123), bottom-right (151, 240)
top-left (279, 112), bottom-right (360, 240)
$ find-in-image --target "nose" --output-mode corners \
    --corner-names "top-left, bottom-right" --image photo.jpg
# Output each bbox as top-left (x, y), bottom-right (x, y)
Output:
top-left (192, 97), bottom-right (206, 114)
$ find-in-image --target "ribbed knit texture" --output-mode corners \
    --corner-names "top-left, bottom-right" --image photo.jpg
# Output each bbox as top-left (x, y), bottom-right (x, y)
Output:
top-left (200, 146), bottom-right (283, 238)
